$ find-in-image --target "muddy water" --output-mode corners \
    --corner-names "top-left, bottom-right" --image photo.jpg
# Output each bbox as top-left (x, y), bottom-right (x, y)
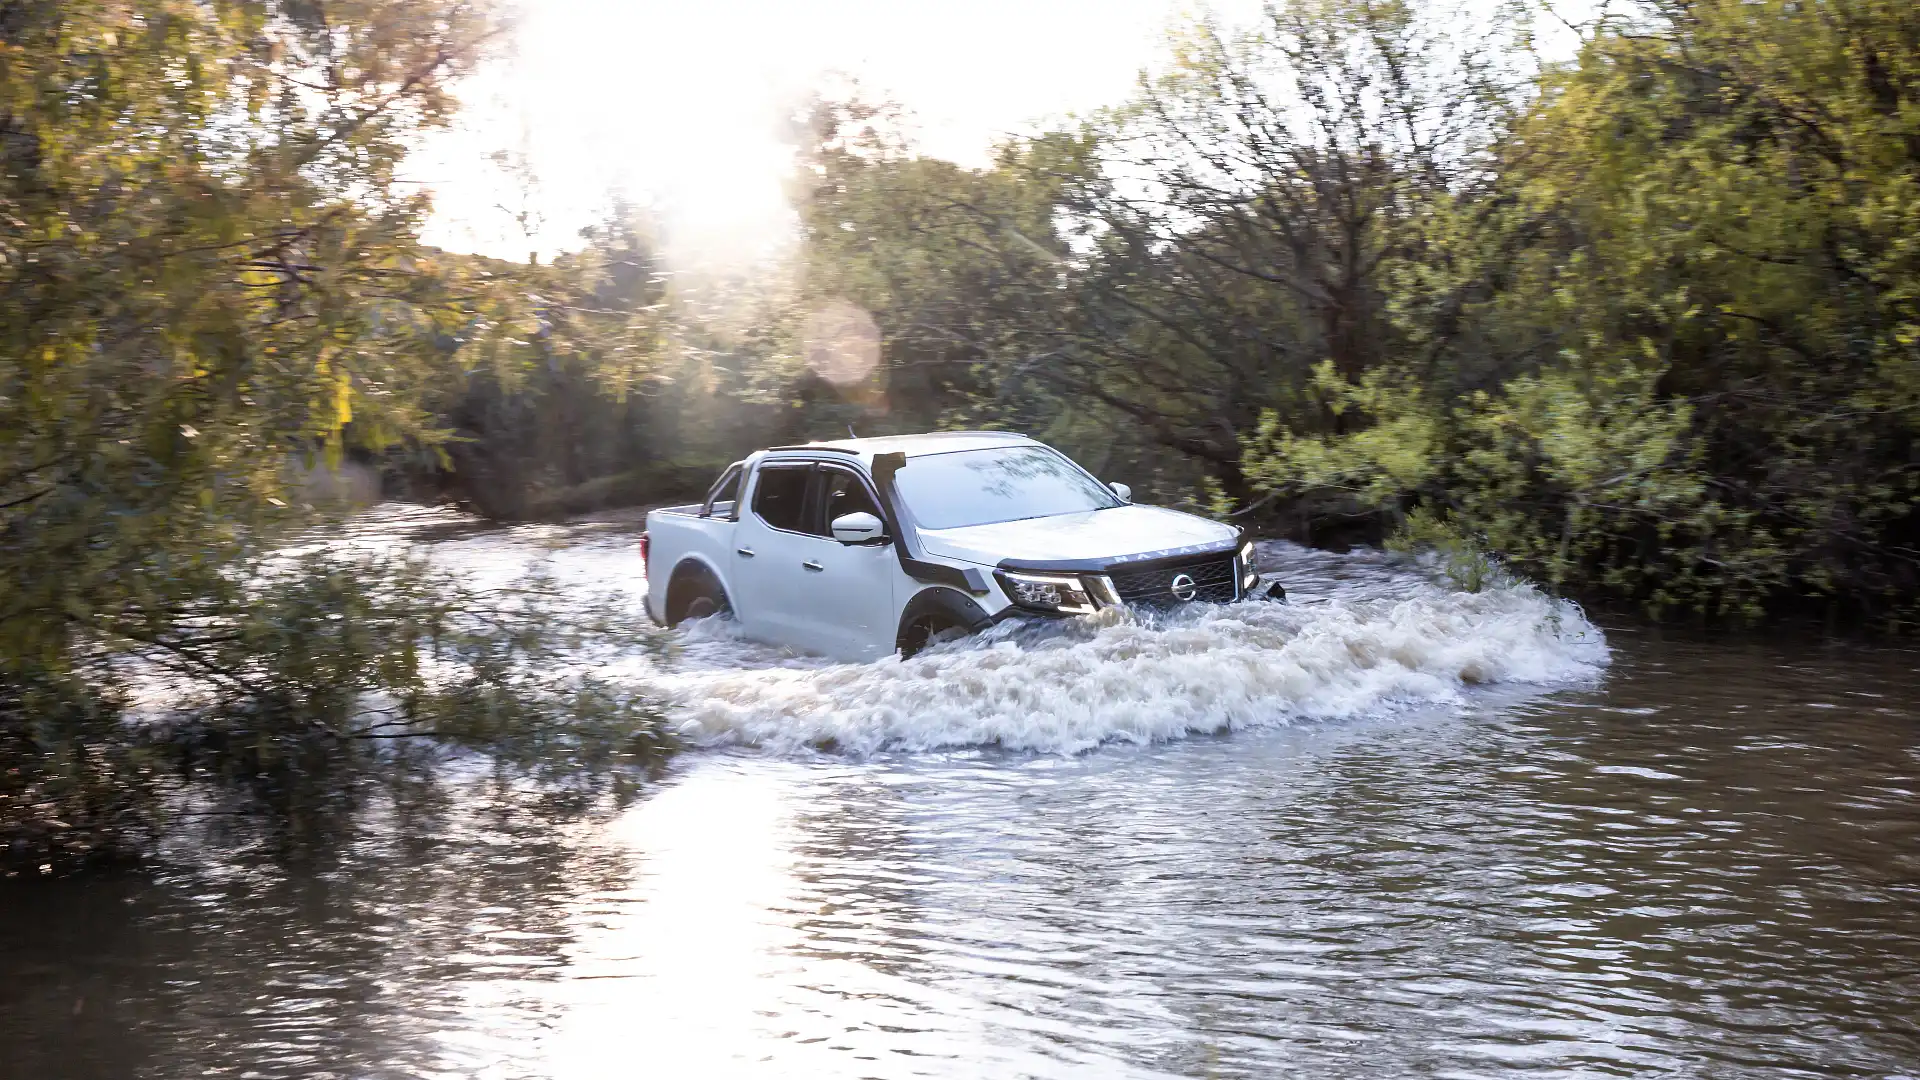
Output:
top-left (3, 507), bottom-right (1917, 1079)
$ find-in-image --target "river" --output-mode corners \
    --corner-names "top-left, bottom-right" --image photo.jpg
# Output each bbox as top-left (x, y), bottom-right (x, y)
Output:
top-left (3, 506), bottom-right (1917, 1079)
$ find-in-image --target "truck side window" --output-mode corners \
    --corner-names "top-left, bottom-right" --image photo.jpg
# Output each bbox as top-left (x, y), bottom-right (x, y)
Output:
top-left (752, 464), bottom-right (811, 532)
top-left (812, 468), bottom-right (884, 537)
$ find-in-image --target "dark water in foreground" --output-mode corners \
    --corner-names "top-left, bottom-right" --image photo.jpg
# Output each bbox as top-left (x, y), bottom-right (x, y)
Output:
top-left (2, 511), bottom-right (1917, 1079)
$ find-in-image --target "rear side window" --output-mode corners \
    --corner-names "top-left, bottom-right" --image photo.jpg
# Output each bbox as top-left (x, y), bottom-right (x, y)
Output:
top-left (752, 465), bottom-right (812, 532)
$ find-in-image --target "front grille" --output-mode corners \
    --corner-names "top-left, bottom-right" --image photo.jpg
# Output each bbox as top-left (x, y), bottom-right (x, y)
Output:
top-left (1108, 555), bottom-right (1239, 607)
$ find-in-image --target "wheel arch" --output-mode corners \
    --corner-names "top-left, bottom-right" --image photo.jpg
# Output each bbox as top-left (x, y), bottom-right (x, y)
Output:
top-left (895, 586), bottom-right (995, 656)
top-left (664, 555), bottom-right (732, 626)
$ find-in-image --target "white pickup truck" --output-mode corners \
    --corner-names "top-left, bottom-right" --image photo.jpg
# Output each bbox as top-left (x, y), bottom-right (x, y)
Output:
top-left (641, 432), bottom-right (1273, 661)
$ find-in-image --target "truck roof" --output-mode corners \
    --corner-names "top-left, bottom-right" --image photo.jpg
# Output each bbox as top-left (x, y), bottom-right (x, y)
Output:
top-left (763, 430), bottom-right (1031, 463)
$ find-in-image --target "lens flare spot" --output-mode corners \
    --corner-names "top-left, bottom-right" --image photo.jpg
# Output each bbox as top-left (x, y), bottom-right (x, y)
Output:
top-left (801, 300), bottom-right (881, 387)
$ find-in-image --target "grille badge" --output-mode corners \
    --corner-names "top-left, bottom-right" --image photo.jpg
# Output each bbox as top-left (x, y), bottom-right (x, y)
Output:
top-left (1169, 573), bottom-right (1198, 601)
top-left (1109, 556), bottom-right (1237, 606)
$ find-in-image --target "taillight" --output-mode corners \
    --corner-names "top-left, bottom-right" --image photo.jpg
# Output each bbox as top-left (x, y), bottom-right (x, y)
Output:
top-left (640, 532), bottom-right (651, 574)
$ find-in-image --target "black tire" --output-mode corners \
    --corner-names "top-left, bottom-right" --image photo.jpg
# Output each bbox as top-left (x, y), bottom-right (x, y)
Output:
top-left (896, 587), bottom-right (992, 658)
top-left (665, 563), bottom-right (731, 627)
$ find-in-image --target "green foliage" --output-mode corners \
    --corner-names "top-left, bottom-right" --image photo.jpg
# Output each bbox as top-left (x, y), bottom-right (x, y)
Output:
top-left (1231, 0), bottom-right (1920, 622)
top-left (1, 0), bottom-right (495, 660)
top-left (389, 202), bottom-right (822, 521)
top-left (0, 2), bottom-right (678, 873)
top-left (1243, 362), bottom-right (1441, 510)
top-left (777, 0), bottom-right (1916, 623)
top-left (0, 663), bottom-right (151, 875)
top-left (785, 99), bottom-right (1095, 438)
top-left (775, 0), bottom-right (1528, 499)
top-left (4, 547), bottom-right (671, 875)
top-left (1388, 507), bottom-right (1500, 593)
top-left (166, 547), bottom-right (673, 789)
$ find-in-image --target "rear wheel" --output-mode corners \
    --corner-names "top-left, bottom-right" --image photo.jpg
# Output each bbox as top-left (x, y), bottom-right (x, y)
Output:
top-left (666, 566), bottom-right (731, 627)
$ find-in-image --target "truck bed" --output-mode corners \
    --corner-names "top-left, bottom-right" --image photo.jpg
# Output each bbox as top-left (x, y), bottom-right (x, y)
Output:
top-left (651, 500), bottom-right (736, 519)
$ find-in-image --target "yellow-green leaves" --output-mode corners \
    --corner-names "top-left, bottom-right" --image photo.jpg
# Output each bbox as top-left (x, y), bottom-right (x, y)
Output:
top-left (1232, 0), bottom-right (1920, 622)
top-left (2, 0), bottom-right (502, 658)
top-left (1243, 362), bottom-right (1439, 509)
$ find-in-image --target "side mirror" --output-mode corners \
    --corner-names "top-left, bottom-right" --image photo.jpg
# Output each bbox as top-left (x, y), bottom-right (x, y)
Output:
top-left (830, 511), bottom-right (887, 545)
top-left (1109, 482), bottom-right (1132, 503)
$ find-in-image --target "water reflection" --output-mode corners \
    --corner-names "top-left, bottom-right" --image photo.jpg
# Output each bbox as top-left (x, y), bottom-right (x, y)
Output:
top-left (0, 791), bottom-right (635, 1079)
top-left (3, 521), bottom-right (1918, 1079)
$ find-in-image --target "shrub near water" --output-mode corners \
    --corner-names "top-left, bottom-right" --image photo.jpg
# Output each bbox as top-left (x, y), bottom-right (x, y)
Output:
top-left (2, 551), bottom-right (672, 876)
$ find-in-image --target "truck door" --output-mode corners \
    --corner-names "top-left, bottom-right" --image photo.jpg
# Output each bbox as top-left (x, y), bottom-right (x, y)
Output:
top-left (786, 465), bottom-right (901, 661)
top-left (728, 461), bottom-right (815, 646)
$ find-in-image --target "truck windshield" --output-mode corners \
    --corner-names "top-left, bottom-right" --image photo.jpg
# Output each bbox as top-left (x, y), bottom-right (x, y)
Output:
top-left (895, 445), bottom-right (1123, 530)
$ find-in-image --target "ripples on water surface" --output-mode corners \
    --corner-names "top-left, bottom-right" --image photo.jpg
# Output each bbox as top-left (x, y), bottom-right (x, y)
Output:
top-left (3, 506), bottom-right (1917, 1079)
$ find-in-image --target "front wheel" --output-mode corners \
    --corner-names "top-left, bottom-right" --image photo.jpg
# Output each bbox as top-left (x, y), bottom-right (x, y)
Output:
top-left (898, 612), bottom-right (968, 658)
top-left (896, 588), bottom-right (991, 658)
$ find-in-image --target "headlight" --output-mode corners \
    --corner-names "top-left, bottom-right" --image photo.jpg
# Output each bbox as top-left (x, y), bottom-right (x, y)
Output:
top-left (998, 571), bottom-right (1099, 615)
top-left (1238, 539), bottom-right (1255, 564)
top-left (1239, 539), bottom-right (1258, 591)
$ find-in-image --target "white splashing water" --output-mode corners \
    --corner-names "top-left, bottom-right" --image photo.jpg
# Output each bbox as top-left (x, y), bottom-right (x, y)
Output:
top-left (353, 508), bottom-right (1610, 758)
top-left (650, 580), bottom-right (1607, 756)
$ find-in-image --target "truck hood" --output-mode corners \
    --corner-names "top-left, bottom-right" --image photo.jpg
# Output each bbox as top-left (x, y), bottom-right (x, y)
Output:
top-left (917, 505), bottom-right (1237, 568)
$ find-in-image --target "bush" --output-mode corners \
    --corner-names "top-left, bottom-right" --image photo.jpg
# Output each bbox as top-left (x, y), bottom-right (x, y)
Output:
top-left (2, 549), bottom-right (673, 877)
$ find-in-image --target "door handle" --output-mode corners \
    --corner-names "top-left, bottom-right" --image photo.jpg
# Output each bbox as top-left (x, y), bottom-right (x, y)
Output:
top-left (736, 547), bottom-right (756, 558)
top-left (802, 560), bottom-right (825, 572)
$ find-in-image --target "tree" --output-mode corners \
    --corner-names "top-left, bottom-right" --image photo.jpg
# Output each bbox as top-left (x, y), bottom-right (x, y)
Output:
top-left (785, 2), bottom-right (1526, 501)
top-left (786, 97), bottom-right (1094, 439)
top-left (2, 0), bottom-right (495, 662)
top-left (1038, 0), bottom-right (1526, 496)
top-left (1245, 0), bottom-right (1920, 621)
top-left (0, 1), bottom-right (670, 871)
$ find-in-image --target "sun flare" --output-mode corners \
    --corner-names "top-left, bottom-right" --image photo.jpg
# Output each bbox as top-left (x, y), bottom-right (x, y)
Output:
top-left (415, 0), bottom-right (1270, 265)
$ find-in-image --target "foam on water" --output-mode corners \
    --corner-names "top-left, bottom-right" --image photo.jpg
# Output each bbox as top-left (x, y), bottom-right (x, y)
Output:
top-left (342, 508), bottom-right (1610, 758)
top-left (651, 580), bottom-right (1608, 755)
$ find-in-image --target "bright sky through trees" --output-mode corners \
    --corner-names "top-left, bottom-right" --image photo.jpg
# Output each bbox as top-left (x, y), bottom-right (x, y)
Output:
top-left (415, 0), bottom-right (1268, 263)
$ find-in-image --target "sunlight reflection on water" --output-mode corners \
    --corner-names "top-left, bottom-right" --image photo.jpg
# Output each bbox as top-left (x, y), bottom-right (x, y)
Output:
top-left (3, 506), bottom-right (1917, 1079)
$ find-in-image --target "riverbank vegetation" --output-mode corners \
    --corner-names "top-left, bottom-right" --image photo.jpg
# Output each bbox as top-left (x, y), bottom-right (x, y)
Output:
top-left (398, 0), bottom-right (1919, 626)
top-left (4, 0), bottom-right (1917, 870)
top-left (0, 0), bottom-right (671, 873)
top-left (777, 0), bottom-right (1920, 627)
